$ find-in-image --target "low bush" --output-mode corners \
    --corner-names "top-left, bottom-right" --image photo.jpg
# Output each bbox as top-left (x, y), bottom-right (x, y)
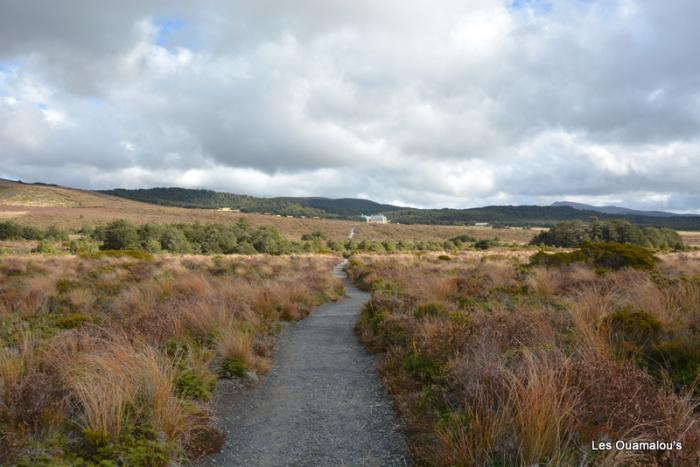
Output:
top-left (648, 336), bottom-right (700, 392)
top-left (473, 238), bottom-right (497, 250)
top-left (530, 242), bottom-right (657, 271)
top-left (603, 308), bottom-right (662, 359)
top-left (218, 357), bottom-right (247, 379)
top-left (175, 370), bottom-right (216, 401)
top-left (32, 240), bottom-right (60, 255)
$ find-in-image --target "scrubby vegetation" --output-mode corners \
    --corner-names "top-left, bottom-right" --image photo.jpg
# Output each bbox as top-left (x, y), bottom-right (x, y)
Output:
top-left (530, 241), bottom-right (658, 270)
top-left (349, 251), bottom-right (700, 465)
top-left (0, 221), bottom-right (68, 242)
top-left (0, 254), bottom-right (343, 465)
top-left (531, 219), bottom-right (684, 249)
top-left (1, 219), bottom-right (515, 256)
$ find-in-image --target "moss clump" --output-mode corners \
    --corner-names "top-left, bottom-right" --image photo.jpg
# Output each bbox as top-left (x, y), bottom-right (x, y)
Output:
top-left (83, 425), bottom-right (171, 466)
top-left (175, 370), bottom-right (215, 401)
top-left (218, 357), bottom-right (247, 379)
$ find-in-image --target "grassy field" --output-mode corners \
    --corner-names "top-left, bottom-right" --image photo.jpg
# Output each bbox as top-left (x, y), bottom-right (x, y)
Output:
top-left (349, 250), bottom-right (700, 465)
top-left (0, 253), bottom-right (343, 465)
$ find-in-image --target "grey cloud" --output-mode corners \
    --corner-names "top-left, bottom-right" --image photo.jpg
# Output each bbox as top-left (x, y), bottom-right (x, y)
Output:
top-left (1, 0), bottom-right (700, 211)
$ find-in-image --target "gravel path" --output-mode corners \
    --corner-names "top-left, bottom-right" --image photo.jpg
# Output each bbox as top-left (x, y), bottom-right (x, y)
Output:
top-left (196, 261), bottom-right (409, 466)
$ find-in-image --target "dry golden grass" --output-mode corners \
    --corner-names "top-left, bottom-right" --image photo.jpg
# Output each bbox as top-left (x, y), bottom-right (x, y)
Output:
top-left (0, 253), bottom-right (343, 465)
top-left (216, 327), bottom-right (255, 369)
top-left (350, 251), bottom-right (700, 465)
top-left (679, 231), bottom-right (700, 247)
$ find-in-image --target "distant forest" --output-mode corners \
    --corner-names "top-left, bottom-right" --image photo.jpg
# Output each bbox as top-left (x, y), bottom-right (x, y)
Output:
top-left (103, 187), bottom-right (700, 230)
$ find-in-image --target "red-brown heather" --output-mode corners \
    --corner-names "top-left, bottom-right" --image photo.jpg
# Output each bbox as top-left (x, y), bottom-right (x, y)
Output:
top-left (349, 251), bottom-right (700, 466)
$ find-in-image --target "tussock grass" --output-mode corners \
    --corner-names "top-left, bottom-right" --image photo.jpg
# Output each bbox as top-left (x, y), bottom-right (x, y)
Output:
top-left (0, 253), bottom-right (343, 465)
top-left (350, 251), bottom-right (700, 465)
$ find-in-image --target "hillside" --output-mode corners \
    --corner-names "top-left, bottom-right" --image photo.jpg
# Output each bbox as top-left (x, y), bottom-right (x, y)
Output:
top-left (0, 179), bottom-right (115, 207)
top-left (101, 187), bottom-right (403, 218)
top-left (103, 186), bottom-right (700, 230)
top-left (3, 180), bottom-right (700, 246)
top-left (2, 180), bottom-right (525, 243)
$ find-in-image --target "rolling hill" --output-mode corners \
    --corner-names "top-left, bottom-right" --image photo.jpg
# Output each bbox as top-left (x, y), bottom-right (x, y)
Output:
top-left (101, 187), bottom-right (405, 217)
top-left (4, 180), bottom-right (700, 233)
top-left (0, 179), bottom-right (114, 207)
top-left (102, 186), bottom-right (700, 230)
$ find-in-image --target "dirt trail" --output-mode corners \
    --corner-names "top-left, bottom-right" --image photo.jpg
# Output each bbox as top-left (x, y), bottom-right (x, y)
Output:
top-left (197, 261), bottom-right (409, 466)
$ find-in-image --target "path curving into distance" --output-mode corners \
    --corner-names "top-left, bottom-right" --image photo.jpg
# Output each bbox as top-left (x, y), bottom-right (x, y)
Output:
top-left (197, 260), bottom-right (409, 466)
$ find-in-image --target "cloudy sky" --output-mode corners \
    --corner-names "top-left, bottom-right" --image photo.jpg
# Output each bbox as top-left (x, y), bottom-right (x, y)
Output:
top-left (1, 1), bottom-right (700, 211)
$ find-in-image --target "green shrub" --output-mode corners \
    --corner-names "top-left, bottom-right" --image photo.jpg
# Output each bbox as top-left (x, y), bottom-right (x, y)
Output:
top-left (363, 303), bottom-right (388, 333)
top-left (301, 231), bottom-right (327, 241)
top-left (474, 238), bottom-right (497, 250)
top-left (449, 234), bottom-right (476, 244)
top-left (403, 351), bottom-right (441, 381)
top-left (101, 219), bottom-right (140, 250)
top-left (175, 370), bottom-right (215, 401)
top-left (437, 255), bottom-right (451, 261)
top-left (530, 242), bottom-right (657, 271)
top-left (32, 239), bottom-right (60, 254)
top-left (68, 238), bottom-right (100, 255)
top-left (603, 308), bottom-right (662, 359)
top-left (648, 336), bottom-right (700, 392)
top-left (581, 242), bottom-right (657, 270)
top-left (160, 226), bottom-right (193, 254)
top-left (0, 221), bottom-right (68, 241)
top-left (218, 357), bottom-right (247, 379)
top-left (529, 250), bottom-right (586, 268)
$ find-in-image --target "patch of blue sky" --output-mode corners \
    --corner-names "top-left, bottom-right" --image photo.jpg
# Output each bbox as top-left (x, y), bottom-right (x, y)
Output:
top-left (153, 17), bottom-right (185, 44)
top-left (508, 0), bottom-right (552, 14)
top-left (152, 16), bottom-right (205, 51)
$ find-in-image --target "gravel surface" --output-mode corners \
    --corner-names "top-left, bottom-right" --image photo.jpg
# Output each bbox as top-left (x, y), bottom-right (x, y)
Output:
top-left (195, 261), bottom-right (409, 467)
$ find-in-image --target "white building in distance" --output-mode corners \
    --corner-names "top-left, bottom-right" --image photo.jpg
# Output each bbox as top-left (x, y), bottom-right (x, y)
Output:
top-left (362, 213), bottom-right (388, 224)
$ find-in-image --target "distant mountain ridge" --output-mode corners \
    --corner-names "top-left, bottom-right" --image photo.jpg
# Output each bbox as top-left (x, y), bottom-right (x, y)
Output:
top-left (551, 201), bottom-right (681, 218)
